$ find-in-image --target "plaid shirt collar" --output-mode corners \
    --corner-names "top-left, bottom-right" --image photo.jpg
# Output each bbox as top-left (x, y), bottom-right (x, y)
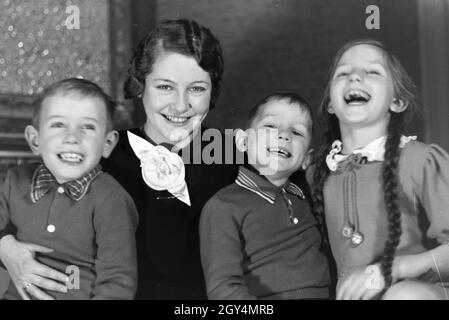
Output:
top-left (30, 163), bottom-right (102, 203)
top-left (235, 166), bottom-right (305, 204)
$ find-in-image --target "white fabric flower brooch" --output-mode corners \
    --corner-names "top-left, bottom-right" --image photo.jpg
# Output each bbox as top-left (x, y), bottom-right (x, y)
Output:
top-left (127, 131), bottom-right (191, 206)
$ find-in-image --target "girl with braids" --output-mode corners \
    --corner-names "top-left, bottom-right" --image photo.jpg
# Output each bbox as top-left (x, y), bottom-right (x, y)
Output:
top-left (0, 19), bottom-right (238, 299)
top-left (312, 39), bottom-right (449, 300)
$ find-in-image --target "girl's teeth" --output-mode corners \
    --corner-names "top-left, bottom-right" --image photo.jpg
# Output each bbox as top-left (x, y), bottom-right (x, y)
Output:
top-left (344, 89), bottom-right (370, 100)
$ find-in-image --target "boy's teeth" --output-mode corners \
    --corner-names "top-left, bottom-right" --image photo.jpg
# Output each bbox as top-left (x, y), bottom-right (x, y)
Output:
top-left (59, 153), bottom-right (83, 162)
top-left (165, 115), bottom-right (189, 123)
top-left (268, 147), bottom-right (291, 157)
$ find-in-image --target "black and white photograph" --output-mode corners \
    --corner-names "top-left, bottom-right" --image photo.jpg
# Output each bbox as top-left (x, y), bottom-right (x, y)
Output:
top-left (0, 0), bottom-right (448, 311)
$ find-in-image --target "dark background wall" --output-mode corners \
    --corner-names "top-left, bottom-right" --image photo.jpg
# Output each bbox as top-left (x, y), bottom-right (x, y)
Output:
top-left (146, 0), bottom-right (423, 142)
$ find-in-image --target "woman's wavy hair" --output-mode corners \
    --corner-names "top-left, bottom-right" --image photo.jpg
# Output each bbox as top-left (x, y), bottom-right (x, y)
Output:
top-left (124, 19), bottom-right (224, 110)
top-left (311, 39), bottom-right (418, 289)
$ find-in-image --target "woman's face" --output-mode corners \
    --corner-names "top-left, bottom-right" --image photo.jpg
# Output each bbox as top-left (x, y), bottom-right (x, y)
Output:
top-left (142, 51), bottom-right (212, 148)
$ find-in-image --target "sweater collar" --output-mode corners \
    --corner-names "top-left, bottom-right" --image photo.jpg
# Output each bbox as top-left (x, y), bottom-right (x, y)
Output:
top-left (235, 165), bottom-right (305, 204)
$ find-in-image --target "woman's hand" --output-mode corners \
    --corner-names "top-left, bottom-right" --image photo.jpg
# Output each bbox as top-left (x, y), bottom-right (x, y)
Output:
top-left (337, 264), bottom-right (385, 300)
top-left (0, 235), bottom-right (69, 300)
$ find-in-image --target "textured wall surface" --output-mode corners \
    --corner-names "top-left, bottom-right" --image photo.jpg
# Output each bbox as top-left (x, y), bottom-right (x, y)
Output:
top-left (0, 0), bottom-right (110, 95)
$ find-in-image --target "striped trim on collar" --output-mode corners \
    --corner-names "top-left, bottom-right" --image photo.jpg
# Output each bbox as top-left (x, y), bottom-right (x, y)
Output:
top-left (235, 167), bottom-right (305, 204)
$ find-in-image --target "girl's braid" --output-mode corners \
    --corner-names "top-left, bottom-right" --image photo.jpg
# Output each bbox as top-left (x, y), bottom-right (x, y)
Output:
top-left (380, 111), bottom-right (405, 287)
top-left (311, 116), bottom-right (340, 242)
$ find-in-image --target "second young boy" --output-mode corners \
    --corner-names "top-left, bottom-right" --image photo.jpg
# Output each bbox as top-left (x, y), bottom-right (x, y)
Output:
top-left (200, 93), bottom-right (330, 299)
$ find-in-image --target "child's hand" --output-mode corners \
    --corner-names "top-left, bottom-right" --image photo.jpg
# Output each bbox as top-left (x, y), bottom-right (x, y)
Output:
top-left (0, 235), bottom-right (69, 300)
top-left (394, 253), bottom-right (431, 280)
top-left (337, 264), bottom-right (385, 300)
top-left (395, 246), bottom-right (449, 281)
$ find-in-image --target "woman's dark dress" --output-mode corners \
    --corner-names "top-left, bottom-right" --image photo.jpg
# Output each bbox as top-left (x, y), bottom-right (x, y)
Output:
top-left (101, 128), bottom-right (238, 299)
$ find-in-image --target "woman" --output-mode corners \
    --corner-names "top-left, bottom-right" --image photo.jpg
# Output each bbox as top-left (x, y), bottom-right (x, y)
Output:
top-left (0, 19), bottom-right (238, 300)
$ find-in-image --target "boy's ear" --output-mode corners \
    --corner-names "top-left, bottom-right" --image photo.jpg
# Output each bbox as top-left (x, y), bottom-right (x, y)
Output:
top-left (235, 129), bottom-right (248, 153)
top-left (390, 98), bottom-right (408, 113)
top-left (102, 130), bottom-right (119, 158)
top-left (24, 125), bottom-right (40, 155)
top-left (326, 102), bottom-right (335, 114)
top-left (301, 148), bottom-right (314, 170)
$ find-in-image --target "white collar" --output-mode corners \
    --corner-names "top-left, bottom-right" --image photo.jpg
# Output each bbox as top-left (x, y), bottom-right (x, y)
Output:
top-left (326, 135), bottom-right (417, 171)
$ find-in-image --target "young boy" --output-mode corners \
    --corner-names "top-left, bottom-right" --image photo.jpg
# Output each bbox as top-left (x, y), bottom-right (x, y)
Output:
top-left (0, 78), bottom-right (138, 299)
top-left (200, 93), bottom-right (330, 299)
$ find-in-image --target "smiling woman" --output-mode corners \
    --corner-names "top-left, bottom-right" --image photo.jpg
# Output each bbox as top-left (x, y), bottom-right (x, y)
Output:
top-left (95, 19), bottom-right (239, 300)
top-left (141, 52), bottom-right (212, 150)
top-left (98, 19), bottom-right (238, 299)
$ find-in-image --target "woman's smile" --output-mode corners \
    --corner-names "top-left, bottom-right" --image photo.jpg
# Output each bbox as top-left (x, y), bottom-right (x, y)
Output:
top-left (142, 52), bottom-right (212, 146)
top-left (161, 113), bottom-right (192, 125)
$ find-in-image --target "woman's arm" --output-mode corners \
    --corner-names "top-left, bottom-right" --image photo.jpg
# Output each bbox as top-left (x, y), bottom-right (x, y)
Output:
top-left (0, 235), bottom-right (69, 300)
top-left (0, 170), bottom-right (68, 300)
